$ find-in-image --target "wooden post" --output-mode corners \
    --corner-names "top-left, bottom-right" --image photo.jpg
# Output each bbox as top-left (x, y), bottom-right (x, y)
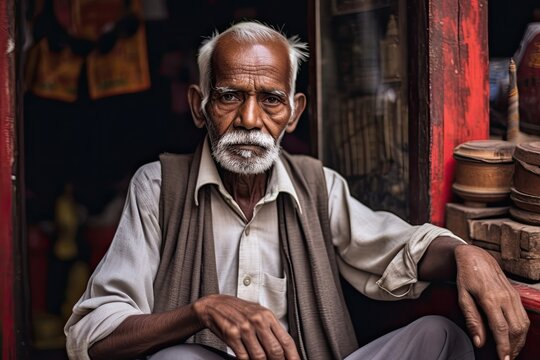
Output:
top-left (409, 0), bottom-right (489, 225)
top-left (0, 0), bottom-right (16, 357)
top-left (1, 0), bottom-right (27, 358)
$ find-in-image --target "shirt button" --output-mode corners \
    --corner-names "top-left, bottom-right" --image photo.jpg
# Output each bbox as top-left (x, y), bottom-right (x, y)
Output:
top-left (245, 226), bottom-right (250, 236)
top-left (243, 276), bottom-right (251, 286)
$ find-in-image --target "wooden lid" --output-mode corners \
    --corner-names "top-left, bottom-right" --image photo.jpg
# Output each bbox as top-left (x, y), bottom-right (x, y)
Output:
top-left (514, 142), bottom-right (540, 166)
top-left (511, 187), bottom-right (540, 213)
top-left (510, 206), bottom-right (540, 226)
top-left (453, 140), bottom-right (515, 163)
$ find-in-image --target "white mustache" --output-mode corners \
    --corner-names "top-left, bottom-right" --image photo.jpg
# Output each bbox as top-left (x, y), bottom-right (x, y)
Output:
top-left (218, 131), bottom-right (275, 149)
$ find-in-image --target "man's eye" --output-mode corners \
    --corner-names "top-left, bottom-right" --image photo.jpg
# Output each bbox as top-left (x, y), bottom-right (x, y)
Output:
top-left (264, 96), bottom-right (281, 105)
top-left (221, 93), bottom-right (239, 102)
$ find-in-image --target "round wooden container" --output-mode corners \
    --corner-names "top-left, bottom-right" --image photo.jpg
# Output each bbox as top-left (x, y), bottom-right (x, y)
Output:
top-left (453, 140), bottom-right (515, 204)
top-left (513, 142), bottom-right (540, 197)
top-left (514, 142), bottom-right (540, 165)
top-left (510, 206), bottom-right (540, 226)
top-left (510, 187), bottom-right (540, 213)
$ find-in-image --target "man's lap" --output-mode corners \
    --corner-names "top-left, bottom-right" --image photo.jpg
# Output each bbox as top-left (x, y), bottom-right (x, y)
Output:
top-left (149, 315), bottom-right (473, 360)
top-left (148, 344), bottom-right (234, 360)
top-left (345, 315), bottom-right (474, 360)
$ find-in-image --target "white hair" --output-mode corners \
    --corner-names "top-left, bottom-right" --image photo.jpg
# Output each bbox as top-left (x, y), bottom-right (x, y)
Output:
top-left (197, 21), bottom-right (309, 116)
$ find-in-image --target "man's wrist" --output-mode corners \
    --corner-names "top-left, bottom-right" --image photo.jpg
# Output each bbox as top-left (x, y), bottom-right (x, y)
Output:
top-left (418, 236), bottom-right (465, 281)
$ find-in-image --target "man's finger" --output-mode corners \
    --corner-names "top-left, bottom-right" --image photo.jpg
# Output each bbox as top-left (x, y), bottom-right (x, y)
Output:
top-left (501, 290), bottom-right (530, 359)
top-left (239, 324), bottom-right (268, 360)
top-left (504, 308), bottom-right (528, 360)
top-left (481, 302), bottom-right (511, 360)
top-left (213, 316), bottom-right (251, 360)
top-left (255, 325), bottom-right (287, 360)
top-left (229, 341), bottom-right (250, 360)
top-left (512, 307), bottom-right (530, 359)
top-left (458, 289), bottom-right (486, 348)
top-left (271, 323), bottom-right (300, 360)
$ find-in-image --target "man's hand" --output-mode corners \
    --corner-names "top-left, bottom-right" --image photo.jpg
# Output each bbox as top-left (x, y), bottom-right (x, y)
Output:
top-left (455, 245), bottom-right (530, 360)
top-left (193, 294), bottom-right (300, 360)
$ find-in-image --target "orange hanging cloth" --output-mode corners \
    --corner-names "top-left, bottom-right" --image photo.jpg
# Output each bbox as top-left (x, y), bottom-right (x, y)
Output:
top-left (26, 0), bottom-right (151, 101)
top-left (82, 0), bottom-right (150, 99)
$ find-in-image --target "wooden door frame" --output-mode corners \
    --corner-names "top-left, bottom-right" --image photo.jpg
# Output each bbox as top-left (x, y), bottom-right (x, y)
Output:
top-left (1, 0), bottom-right (29, 358)
top-left (0, 0), bottom-right (17, 356)
top-left (408, 0), bottom-right (489, 225)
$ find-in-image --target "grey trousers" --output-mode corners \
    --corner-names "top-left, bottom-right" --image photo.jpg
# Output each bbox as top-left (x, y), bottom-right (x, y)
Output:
top-left (149, 315), bottom-right (474, 360)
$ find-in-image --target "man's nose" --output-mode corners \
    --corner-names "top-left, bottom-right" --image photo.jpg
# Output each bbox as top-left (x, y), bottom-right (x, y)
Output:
top-left (236, 95), bottom-right (263, 130)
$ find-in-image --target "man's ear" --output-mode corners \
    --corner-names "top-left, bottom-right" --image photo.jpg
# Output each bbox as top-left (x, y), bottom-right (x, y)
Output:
top-left (187, 85), bottom-right (206, 129)
top-left (286, 93), bottom-right (307, 133)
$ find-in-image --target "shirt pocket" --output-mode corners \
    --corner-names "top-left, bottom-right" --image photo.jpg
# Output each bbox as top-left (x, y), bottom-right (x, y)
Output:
top-left (261, 273), bottom-right (288, 327)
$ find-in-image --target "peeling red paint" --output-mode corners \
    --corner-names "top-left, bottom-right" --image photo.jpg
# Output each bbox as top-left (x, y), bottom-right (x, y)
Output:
top-left (429, 0), bottom-right (489, 225)
top-left (0, 0), bottom-right (15, 358)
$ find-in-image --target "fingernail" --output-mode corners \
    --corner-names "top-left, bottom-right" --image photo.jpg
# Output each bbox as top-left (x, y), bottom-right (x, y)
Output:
top-left (504, 356), bottom-right (510, 360)
top-left (473, 335), bottom-right (480, 347)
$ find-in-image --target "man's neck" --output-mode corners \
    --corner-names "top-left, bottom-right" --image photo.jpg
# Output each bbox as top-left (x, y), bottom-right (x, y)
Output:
top-left (219, 167), bottom-right (269, 222)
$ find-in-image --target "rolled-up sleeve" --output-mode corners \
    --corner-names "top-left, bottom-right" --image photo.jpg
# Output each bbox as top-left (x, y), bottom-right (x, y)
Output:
top-left (324, 168), bottom-right (464, 301)
top-left (64, 162), bottom-right (162, 359)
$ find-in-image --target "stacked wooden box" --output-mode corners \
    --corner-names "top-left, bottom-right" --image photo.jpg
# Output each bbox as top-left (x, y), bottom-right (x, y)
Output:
top-left (447, 141), bottom-right (540, 281)
top-left (447, 204), bottom-right (540, 281)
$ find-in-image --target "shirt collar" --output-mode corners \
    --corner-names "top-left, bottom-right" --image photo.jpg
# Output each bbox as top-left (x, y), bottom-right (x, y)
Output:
top-left (194, 137), bottom-right (302, 213)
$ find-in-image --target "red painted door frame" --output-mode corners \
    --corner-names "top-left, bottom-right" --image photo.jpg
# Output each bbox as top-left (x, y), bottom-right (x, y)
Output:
top-left (1, 1), bottom-right (27, 358)
top-left (429, 0), bottom-right (489, 225)
top-left (409, 0), bottom-right (489, 225)
top-left (1, 0), bottom-right (17, 357)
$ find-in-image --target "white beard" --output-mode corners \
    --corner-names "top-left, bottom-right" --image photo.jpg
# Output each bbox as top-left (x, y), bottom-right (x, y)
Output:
top-left (210, 129), bottom-right (284, 175)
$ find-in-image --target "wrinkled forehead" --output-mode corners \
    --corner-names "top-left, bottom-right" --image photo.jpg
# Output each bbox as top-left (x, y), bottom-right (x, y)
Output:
top-left (211, 35), bottom-right (292, 86)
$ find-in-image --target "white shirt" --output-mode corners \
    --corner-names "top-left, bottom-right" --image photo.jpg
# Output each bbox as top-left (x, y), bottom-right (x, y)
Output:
top-left (65, 139), bottom-right (463, 359)
top-left (196, 140), bottom-right (295, 331)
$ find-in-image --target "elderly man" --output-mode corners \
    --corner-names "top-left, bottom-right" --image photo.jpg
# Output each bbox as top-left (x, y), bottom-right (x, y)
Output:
top-left (66, 22), bottom-right (529, 360)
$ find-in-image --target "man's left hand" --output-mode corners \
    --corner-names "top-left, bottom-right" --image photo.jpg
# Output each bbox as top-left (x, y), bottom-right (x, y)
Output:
top-left (454, 245), bottom-right (530, 360)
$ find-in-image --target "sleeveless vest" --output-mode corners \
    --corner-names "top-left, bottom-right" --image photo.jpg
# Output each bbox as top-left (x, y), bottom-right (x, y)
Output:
top-left (153, 144), bottom-right (358, 359)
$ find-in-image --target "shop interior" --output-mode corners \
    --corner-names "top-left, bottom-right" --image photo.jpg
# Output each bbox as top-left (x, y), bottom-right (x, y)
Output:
top-left (5, 0), bottom-right (540, 358)
top-left (23, 0), bottom-right (310, 357)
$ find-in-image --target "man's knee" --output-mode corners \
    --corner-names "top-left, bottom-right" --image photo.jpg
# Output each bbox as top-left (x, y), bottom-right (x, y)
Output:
top-left (412, 315), bottom-right (473, 359)
top-left (149, 344), bottom-right (228, 360)
top-left (413, 315), bottom-right (467, 340)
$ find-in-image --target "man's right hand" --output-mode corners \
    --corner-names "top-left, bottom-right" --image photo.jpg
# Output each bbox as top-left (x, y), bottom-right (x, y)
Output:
top-left (194, 294), bottom-right (300, 360)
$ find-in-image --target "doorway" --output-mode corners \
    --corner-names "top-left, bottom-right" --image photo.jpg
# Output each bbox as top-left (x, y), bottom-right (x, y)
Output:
top-left (22, 1), bottom-right (309, 358)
